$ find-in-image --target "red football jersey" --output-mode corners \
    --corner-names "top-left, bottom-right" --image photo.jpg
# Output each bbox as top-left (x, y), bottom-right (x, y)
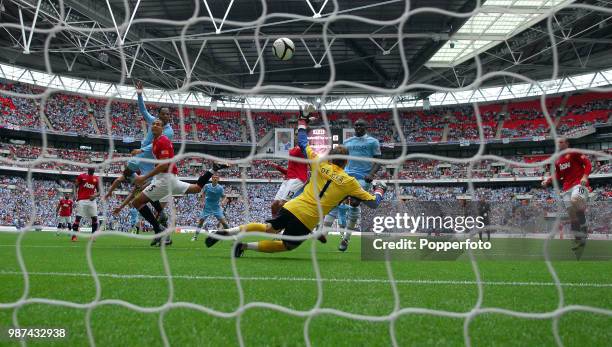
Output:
top-left (76, 173), bottom-right (99, 201)
top-left (153, 135), bottom-right (178, 175)
top-left (287, 146), bottom-right (308, 182)
top-left (58, 199), bottom-right (73, 216)
top-left (554, 152), bottom-right (592, 192)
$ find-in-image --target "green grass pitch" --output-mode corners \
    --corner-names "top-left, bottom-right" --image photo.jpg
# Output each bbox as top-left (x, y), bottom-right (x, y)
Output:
top-left (0, 232), bottom-right (610, 346)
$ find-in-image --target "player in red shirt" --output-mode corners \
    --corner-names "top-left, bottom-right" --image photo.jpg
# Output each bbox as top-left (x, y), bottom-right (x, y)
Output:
top-left (542, 137), bottom-right (592, 255)
top-left (131, 119), bottom-right (229, 246)
top-left (56, 193), bottom-right (73, 236)
top-left (71, 168), bottom-right (102, 241)
top-left (265, 144), bottom-right (308, 217)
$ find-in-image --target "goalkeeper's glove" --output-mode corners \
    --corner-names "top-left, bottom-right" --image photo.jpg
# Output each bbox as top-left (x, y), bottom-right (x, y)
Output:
top-left (373, 181), bottom-right (387, 197)
top-left (298, 105), bottom-right (316, 128)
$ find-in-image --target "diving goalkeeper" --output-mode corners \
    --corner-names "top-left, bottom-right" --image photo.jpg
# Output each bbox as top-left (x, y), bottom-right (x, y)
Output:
top-left (206, 112), bottom-right (387, 257)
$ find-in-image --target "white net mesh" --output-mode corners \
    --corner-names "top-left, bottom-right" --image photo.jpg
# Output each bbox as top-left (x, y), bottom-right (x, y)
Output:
top-left (0, 0), bottom-right (611, 346)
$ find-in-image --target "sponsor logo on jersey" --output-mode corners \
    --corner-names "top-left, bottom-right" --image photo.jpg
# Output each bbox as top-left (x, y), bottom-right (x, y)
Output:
top-left (559, 162), bottom-right (570, 170)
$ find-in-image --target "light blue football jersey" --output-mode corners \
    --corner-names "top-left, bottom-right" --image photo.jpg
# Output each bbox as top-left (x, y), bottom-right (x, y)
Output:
top-left (343, 135), bottom-right (381, 179)
top-left (204, 183), bottom-right (224, 207)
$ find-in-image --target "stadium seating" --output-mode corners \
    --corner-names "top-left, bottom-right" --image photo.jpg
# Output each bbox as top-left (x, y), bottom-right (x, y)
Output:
top-left (2, 80), bottom-right (610, 144)
top-left (1, 174), bottom-right (610, 230)
top-left (2, 142), bottom-right (611, 180)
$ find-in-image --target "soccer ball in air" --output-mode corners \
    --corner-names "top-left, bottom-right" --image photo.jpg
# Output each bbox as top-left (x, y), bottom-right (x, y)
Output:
top-left (272, 38), bottom-right (295, 60)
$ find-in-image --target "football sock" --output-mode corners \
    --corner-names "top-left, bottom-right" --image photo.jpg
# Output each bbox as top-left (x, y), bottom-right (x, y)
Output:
top-left (72, 216), bottom-right (81, 232)
top-left (244, 223), bottom-right (267, 232)
top-left (247, 240), bottom-right (287, 253)
top-left (138, 206), bottom-right (163, 234)
top-left (91, 217), bottom-right (98, 234)
top-left (227, 223), bottom-right (267, 234)
top-left (151, 200), bottom-right (164, 214)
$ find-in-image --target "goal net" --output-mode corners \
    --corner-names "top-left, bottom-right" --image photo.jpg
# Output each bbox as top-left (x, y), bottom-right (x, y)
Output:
top-left (0, 0), bottom-right (611, 346)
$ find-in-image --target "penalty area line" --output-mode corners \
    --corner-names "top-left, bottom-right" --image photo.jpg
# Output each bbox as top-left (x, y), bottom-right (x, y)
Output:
top-left (0, 270), bottom-right (611, 288)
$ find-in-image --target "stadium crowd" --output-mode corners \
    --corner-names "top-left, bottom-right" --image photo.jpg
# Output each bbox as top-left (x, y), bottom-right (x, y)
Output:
top-left (1, 175), bottom-right (610, 234)
top-left (2, 80), bottom-right (610, 145)
top-left (2, 142), bottom-right (610, 180)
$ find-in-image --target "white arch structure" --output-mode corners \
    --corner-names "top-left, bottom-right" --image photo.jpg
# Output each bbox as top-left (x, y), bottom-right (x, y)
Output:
top-left (0, 62), bottom-right (611, 111)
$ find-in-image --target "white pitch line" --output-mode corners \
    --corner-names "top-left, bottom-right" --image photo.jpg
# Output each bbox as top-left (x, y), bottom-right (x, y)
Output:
top-left (0, 271), bottom-right (611, 288)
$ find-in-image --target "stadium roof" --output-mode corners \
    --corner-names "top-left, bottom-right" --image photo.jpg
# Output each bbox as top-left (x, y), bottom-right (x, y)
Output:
top-left (0, 0), bottom-right (611, 97)
top-left (427, 0), bottom-right (574, 66)
top-left (3, 61), bottom-right (611, 110)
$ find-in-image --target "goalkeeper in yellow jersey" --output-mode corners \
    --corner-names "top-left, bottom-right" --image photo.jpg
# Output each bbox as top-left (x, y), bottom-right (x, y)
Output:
top-left (205, 111), bottom-right (387, 257)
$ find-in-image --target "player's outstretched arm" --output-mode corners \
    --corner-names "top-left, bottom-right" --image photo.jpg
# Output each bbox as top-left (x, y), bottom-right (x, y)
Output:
top-left (351, 181), bottom-right (387, 209)
top-left (106, 175), bottom-right (125, 199)
top-left (297, 111), bottom-right (318, 161)
top-left (266, 160), bottom-right (288, 175)
top-left (113, 188), bottom-right (138, 215)
top-left (579, 154), bottom-right (592, 185)
top-left (135, 81), bottom-right (155, 124)
top-left (73, 177), bottom-right (79, 200)
top-left (542, 161), bottom-right (561, 188)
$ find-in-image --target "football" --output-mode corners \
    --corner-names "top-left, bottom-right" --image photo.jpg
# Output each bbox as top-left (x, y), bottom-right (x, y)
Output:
top-left (272, 38), bottom-right (295, 60)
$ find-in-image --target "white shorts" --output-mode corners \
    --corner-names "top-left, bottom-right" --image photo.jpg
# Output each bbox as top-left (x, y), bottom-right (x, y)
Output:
top-left (274, 178), bottom-right (305, 201)
top-left (77, 200), bottom-right (98, 218)
top-left (58, 216), bottom-right (72, 225)
top-left (561, 185), bottom-right (589, 209)
top-left (142, 173), bottom-right (190, 202)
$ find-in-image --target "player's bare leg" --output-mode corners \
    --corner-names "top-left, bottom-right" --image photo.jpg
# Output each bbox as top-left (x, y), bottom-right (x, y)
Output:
top-left (192, 218), bottom-right (205, 241)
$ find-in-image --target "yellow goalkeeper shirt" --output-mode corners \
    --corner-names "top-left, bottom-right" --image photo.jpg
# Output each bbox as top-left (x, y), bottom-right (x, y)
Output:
top-left (283, 145), bottom-right (376, 230)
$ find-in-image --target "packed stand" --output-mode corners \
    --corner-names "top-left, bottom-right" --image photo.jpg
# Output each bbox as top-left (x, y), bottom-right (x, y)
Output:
top-left (400, 110), bottom-right (448, 142)
top-left (499, 98), bottom-right (560, 139)
top-left (193, 109), bottom-right (244, 142)
top-left (0, 81), bottom-right (43, 129)
top-left (3, 79), bottom-right (612, 144)
top-left (446, 105), bottom-right (501, 141)
top-left (558, 92), bottom-right (612, 135)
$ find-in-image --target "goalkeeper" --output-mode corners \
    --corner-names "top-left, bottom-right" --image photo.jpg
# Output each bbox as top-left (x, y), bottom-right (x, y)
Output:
top-left (206, 111), bottom-right (387, 257)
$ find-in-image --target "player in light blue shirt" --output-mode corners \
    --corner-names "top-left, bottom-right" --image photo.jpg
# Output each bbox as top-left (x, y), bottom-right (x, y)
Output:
top-left (129, 207), bottom-right (141, 234)
top-left (126, 80), bottom-right (174, 178)
top-left (105, 81), bottom-right (175, 239)
top-left (323, 119), bottom-right (381, 251)
top-left (192, 175), bottom-right (230, 241)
